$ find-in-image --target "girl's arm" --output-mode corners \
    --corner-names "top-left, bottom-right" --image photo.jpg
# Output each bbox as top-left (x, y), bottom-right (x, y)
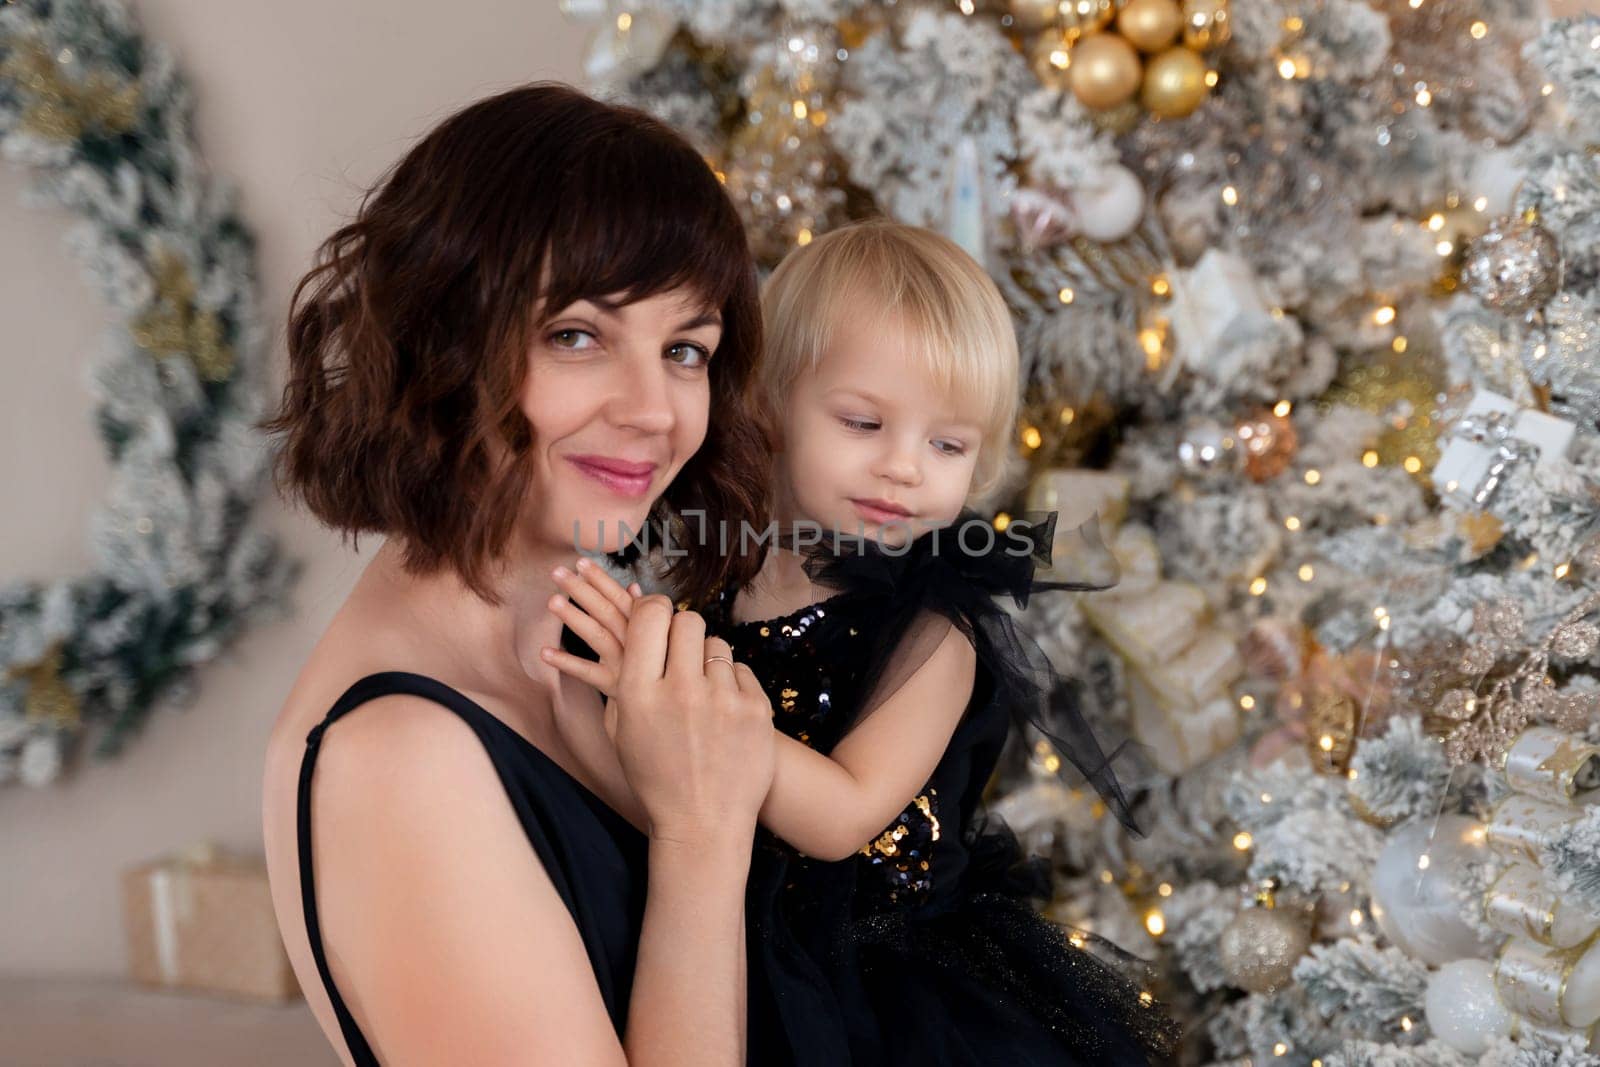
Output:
top-left (756, 622), bottom-right (975, 861)
top-left (546, 561), bottom-right (976, 863)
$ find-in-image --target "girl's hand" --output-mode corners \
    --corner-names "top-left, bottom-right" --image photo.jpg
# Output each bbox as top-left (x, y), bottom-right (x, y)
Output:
top-left (541, 557), bottom-right (645, 698)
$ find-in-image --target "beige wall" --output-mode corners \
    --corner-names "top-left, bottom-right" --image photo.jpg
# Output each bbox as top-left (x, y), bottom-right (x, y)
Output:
top-left (1, 0), bottom-right (589, 976)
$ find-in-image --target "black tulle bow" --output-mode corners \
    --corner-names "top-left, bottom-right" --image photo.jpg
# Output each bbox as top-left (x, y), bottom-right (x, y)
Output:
top-left (793, 510), bottom-right (1141, 836)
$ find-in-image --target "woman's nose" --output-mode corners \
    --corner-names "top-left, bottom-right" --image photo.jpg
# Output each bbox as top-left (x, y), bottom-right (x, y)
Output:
top-left (611, 357), bottom-right (675, 435)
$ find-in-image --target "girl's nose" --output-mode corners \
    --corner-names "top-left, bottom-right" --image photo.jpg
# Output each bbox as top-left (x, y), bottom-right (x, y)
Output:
top-left (875, 437), bottom-right (922, 487)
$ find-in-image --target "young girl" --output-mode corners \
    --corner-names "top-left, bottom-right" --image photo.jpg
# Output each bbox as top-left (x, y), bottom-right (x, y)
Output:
top-left (543, 221), bottom-right (1178, 1065)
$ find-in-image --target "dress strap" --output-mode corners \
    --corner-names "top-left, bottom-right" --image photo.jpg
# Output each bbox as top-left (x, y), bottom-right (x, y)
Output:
top-left (295, 671), bottom-right (498, 1067)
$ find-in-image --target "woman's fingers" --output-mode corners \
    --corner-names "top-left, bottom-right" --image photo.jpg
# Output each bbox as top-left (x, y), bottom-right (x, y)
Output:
top-left (539, 646), bottom-right (618, 697)
top-left (548, 593), bottom-right (622, 666)
top-left (620, 595), bottom-right (676, 686)
top-left (664, 608), bottom-right (709, 683)
top-left (732, 661), bottom-right (764, 700)
top-left (553, 563), bottom-right (629, 644)
top-left (701, 636), bottom-right (736, 688)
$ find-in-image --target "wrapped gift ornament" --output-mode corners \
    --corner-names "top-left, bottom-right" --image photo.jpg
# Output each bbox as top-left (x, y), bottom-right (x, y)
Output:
top-left (1484, 863), bottom-right (1600, 949)
top-left (1494, 935), bottom-right (1600, 1030)
top-left (1500, 726), bottom-right (1600, 805)
top-left (1166, 248), bottom-right (1285, 385)
top-left (1432, 389), bottom-right (1576, 506)
top-left (1024, 469), bottom-right (1132, 586)
top-left (1486, 794), bottom-right (1580, 865)
top-left (121, 844), bottom-right (298, 1001)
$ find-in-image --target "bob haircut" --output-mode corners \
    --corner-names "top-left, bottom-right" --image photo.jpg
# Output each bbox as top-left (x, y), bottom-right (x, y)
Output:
top-left (264, 83), bottom-right (771, 606)
top-left (759, 219), bottom-right (1019, 502)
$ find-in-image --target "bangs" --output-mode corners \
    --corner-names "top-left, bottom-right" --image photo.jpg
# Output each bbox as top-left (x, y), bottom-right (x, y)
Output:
top-left (537, 129), bottom-right (750, 325)
top-left (818, 249), bottom-right (1015, 438)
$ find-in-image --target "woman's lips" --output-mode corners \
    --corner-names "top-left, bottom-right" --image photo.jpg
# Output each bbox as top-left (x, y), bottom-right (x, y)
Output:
top-left (850, 498), bottom-right (914, 525)
top-left (567, 456), bottom-right (657, 499)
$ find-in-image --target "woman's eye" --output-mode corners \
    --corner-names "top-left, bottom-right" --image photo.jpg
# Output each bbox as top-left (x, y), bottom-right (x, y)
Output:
top-left (667, 342), bottom-right (712, 368)
top-left (550, 328), bottom-right (597, 350)
top-left (839, 417), bottom-right (880, 432)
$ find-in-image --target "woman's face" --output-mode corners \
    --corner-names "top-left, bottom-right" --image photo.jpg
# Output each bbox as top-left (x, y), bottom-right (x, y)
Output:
top-left (519, 285), bottom-right (722, 555)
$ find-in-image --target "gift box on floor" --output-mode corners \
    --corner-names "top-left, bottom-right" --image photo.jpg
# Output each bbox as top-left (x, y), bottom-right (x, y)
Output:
top-left (121, 843), bottom-right (299, 1002)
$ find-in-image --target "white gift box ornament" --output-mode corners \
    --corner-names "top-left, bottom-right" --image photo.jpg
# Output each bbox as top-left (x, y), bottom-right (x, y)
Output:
top-left (1432, 389), bottom-right (1576, 505)
top-left (1166, 249), bottom-right (1283, 384)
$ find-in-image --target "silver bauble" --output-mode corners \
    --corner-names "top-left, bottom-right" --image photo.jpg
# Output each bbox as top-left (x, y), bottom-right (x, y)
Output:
top-left (1218, 907), bottom-right (1310, 993)
top-left (1177, 418), bottom-right (1241, 476)
top-left (1463, 218), bottom-right (1562, 315)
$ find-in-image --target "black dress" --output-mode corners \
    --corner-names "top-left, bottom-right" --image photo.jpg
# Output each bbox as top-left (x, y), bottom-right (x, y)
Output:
top-left (295, 671), bottom-right (649, 1065)
top-left (700, 512), bottom-right (1180, 1066)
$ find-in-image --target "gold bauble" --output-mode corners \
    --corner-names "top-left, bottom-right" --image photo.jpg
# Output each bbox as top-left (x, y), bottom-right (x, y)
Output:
top-left (1008, 0), bottom-right (1062, 33)
top-left (1180, 0), bottom-right (1230, 50)
top-left (1058, 0), bottom-right (1116, 44)
top-left (1028, 30), bottom-right (1076, 91)
top-left (1140, 46), bottom-right (1209, 118)
top-left (1068, 33), bottom-right (1143, 111)
top-left (1116, 0), bottom-right (1183, 53)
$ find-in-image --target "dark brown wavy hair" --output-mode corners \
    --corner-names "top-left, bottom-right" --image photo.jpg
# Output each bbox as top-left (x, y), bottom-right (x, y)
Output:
top-left (263, 83), bottom-right (772, 606)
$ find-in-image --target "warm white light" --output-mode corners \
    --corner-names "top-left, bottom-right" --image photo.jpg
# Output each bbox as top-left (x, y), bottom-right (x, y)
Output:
top-left (1222, 185), bottom-right (1239, 206)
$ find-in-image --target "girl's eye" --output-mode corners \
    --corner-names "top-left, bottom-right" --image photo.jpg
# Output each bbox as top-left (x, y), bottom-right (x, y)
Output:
top-left (839, 416), bottom-right (880, 432)
top-left (550, 328), bottom-right (597, 350)
top-left (667, 342), bottom-right (712, 368)
top-left (933, 440), bottom-right (969, 457)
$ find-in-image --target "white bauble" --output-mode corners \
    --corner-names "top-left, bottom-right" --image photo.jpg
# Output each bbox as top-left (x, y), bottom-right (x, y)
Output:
top-left (1072, 163), bottom-right (1145, 242)
top-left (1371, 816), bottom-right (1500, 966)
top-left (1426, 959), bottom-right (1515, 1055)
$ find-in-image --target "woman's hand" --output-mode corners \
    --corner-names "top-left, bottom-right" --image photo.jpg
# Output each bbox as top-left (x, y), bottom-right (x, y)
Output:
top-left (543, 590), bottom-right (774, 843)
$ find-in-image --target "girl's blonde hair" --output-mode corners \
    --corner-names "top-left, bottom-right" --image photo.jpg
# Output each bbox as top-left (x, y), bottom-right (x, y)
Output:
top-left (759, 219), bottom-right (1019, 502)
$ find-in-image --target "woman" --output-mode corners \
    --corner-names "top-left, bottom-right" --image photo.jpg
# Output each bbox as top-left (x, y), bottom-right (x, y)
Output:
top-left (260, 84), bottom-right (776, 1066)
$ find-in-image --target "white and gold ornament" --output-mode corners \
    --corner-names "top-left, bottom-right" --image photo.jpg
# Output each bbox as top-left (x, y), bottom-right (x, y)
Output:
top-left (1371, 815), bottom-right (1501, 966)
top-left (1484, 863), bottom-right (1600, 950)
top-left (1426, 959), bottom-right (1518, 1056)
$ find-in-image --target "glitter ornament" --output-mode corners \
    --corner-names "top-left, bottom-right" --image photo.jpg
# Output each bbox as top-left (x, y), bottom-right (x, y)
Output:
top-left (1236, 409), bottom-right (1297, 482)
top-left (1426, 959), bottom-right (1516, 1056)
top-left (1463, 218), bottom-right (1563, 316)
top-left (1218, 905), bottom-right (1310, 993)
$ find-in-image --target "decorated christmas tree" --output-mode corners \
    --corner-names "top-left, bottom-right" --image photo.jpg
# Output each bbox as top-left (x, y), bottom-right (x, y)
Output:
top-left (567, 1), bottom-right (1600, 1061)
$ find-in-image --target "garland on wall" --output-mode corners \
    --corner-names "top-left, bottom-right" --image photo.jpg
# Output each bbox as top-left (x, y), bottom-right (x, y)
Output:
top-left (0, 0), bottom-right (297, 786)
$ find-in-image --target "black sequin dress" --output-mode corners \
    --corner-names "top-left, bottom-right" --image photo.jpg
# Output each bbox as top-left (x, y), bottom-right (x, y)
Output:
top-left (700, 511), bottom-right (1180, 1067)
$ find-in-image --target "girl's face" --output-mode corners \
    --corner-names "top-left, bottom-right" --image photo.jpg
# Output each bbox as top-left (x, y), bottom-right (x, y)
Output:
top-left (519, 286), bottom-right (722, 554)
top-left (777, 306), bottom-right (983, 547)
